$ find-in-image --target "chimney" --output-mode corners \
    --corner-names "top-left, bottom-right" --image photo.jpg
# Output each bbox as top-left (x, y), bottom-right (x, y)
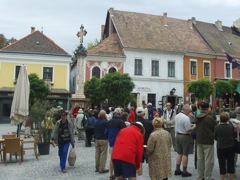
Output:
top-left (163, 12), bottom-right (168, 26)
top-left (31, 27), bottom-right (35, 33)
top-left (101, 25), bottom-right (105, 41)
top-left (109, 8), bottom-right (114, 35)
top-left (187, 19), bottom-right (193, 29)
top-left (215, 20), bottom-right (223, 31)
top-left (191, 17), bottom-right (196, 24)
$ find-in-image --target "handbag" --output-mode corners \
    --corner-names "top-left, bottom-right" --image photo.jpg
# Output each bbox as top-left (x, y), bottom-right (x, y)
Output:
top-left (68, 147), bottom-right (76, 166)
top-left (234, 140), bottom-right (240, 154)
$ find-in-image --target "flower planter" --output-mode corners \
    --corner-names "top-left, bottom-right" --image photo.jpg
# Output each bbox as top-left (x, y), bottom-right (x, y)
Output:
top-left (38, 142), bottom-right (50, 155)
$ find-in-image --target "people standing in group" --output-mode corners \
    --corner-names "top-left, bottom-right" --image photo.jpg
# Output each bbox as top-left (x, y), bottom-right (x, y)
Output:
top-left (174, 104), bottom-right (195, 177)
top-left (112, 122), bottom-right (145, 180)
top-left (84, 109), bottom-right (96, 147)
top-left (106, 107), bottom-right (127, 179)
top-left (128, 106), bottom-right (136, 122)
top-left (135, 107), bottom-right (154, 180)
top-left (76, 108), bottom-right (85, 142)
top-left (147, 117), bottom-right (172, 180)
top-left (147, 103), bottom-right (154, 121)
top-left (215, 112), bottom-right (235, 180)
top-left (52, 112), bottom-right (75, 173)
top-left (94, 110), bottom-right (109, 174)
top-left (196, 102), bottom-right (217, 180)
top-left (162, 102), bottom-right (176, 151)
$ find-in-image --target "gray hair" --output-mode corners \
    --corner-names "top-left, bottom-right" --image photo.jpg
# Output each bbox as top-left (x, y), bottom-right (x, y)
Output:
top-left (229, 111), bottom-right (237, 119)
top-left (182, 104), bottom-right (191, 111)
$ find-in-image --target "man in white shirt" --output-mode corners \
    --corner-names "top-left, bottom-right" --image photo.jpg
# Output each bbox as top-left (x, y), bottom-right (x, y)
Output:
top-left (162, 102), bottom-right (176, 151)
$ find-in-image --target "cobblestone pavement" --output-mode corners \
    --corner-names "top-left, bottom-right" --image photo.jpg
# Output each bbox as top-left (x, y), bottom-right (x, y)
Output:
top-left (0, 124), bottom-right (240, 180)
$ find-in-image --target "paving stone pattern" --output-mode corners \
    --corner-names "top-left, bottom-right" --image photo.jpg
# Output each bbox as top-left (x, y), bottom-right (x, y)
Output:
top-left (0, 124), bottom-right (239, 180)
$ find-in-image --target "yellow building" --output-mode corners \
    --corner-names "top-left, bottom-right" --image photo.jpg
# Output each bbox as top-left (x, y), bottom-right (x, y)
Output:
top-left (0, 27), bottom-right (71, 123)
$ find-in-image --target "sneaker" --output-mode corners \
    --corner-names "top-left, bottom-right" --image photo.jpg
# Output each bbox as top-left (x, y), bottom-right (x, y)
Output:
top-left (174, 170), bottom-right (183, 175)
top-left (61, 169), bottom-right (67, 173)
top-left (182, 171), bottom-right (192, 177)
top-left (99, 169), bottom-right (109, 174)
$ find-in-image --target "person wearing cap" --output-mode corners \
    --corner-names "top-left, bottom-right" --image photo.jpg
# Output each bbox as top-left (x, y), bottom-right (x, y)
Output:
top-left (52, 112), bottom-right (75, 173)
top-left (147, 117), bottom-right (172, 180)
top-left (196, 102), bottom-right (217, 180)
top-left (106, 107), bottom-right (126, 179)
top-left (162, 102), bottom-right (176, 151)
top-left (76, 109), bottom-right (85, 141)
top-left (174, 104), bottom-right (196, 177)
top-left (94, 110), bottom-right (109, 174)
top-left (135, 106), bottom-right (154, 180)
top-left (112, 122), bottom-right (145, 180)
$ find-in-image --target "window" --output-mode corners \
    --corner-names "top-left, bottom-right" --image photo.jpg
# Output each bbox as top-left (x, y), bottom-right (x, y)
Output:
top-left (152, 60), bottom-right (159, 76)
top-left (43, 67), bottom-right (53, 82)
top-left (15, 65), bottom-right (21, 80)
top-left (92, 66), bottom-right (101, 78)
top-left (204, 62), bottom-right (210, 76)
top-left (134, 59), bottom-right (142, 75)
top-left (225, 63), bottom-right (231, 78)
top-left (168, 61), bottom-right (175, 77)
top-left (148, 94), bottom-right (156, 107)
top-left (109, 67), bottom-right (116, 73)
top-left (3, 103), bottom-right (11, 116)
top-left (191, 61), bottom-right (197, 75)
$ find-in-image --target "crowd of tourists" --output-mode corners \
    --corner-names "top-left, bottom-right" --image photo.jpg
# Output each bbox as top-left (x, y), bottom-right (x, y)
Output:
top-left (50, 102), bottom-right (240, 180)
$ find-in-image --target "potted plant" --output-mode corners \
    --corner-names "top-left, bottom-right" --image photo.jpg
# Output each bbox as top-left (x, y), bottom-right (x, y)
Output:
top-left (29, 99), bottom-right (52, 155)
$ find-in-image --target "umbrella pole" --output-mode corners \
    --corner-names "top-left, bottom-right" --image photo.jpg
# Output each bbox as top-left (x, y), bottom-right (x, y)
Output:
top-left (17, 123), bottom-right (22, 137)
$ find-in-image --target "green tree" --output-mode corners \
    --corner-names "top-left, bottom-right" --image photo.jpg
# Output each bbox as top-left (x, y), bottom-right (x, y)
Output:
top-left (187, 78), bottom-right (214, 101)
top-left (0, 34), bottom-right (17, 49)
top-left (87, 38), bottom-right (100, 50)
top-left (215, 80), bottom-right (233, 97)
top-left (28, 73), bottom-right (50, 107)
top-left (229, 79), bottom-right (240, 93)
top-left (100, 72), bottom-right (135, 106)
top-left (84, 77), bottom-right (105, 105)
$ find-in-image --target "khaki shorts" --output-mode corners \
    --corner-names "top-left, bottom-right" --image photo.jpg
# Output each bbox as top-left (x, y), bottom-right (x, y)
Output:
top-left (176, 134), bottom-right (193, 155)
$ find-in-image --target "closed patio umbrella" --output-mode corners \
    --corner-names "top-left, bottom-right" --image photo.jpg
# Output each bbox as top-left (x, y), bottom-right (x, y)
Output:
top-left (10, 65), bottom-right (30, 137)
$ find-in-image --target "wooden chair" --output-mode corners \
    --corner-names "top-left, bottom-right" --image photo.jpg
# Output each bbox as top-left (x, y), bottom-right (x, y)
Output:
top-left (3, 138), bottom-right (22, 165)
top-left (0, 134), bottom-right (16, 161)
top-left (2, 134), bottom-right (16, 139)
top-left (22, 134), bottom-right (39, 160)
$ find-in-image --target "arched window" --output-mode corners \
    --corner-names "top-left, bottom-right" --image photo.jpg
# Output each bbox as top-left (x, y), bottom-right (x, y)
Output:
top-left (109, 67), bottom-right (116, 74)
top-left (92, 66), bottom-right (100, 78)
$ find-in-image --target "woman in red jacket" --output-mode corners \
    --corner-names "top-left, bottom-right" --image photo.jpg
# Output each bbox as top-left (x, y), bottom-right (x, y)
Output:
top-left (112, 122), bottom-right (145, 180)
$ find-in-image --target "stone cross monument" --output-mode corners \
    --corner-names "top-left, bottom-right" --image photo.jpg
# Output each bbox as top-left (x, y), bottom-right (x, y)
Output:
top-left (71, 25), bottom-right (88, 103)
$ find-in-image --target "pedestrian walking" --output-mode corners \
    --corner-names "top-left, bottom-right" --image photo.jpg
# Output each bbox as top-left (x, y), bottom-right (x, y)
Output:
top-left (52, 112), bottom-right (75, 173)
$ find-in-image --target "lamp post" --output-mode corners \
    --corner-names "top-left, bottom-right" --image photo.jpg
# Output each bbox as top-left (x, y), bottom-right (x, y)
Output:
top-left (170, 88), bottom-right (176, 95)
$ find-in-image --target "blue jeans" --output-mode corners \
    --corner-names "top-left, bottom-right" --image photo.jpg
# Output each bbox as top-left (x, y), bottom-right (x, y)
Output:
top-left (58, 143), bottom-right (70, 170)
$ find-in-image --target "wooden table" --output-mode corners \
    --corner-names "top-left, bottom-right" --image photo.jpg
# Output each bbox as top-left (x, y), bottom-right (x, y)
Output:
top-left (0, 138), bottom-right (24, 162)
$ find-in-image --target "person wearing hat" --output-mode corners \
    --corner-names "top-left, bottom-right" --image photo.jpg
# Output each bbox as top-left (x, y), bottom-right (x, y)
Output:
top-left (147, 117), bottom-right (172, 180)
top-left (135, 106), bottom-right (154, 180)
top-left (196, 102), bottom-right (217, 180)
top-left (112, 122), bottom-right (145, 180)
top-left (52, 112), bottom-right (75, 173)
top-left (106, 107), bottom-right (126, 179)
top-left (76, 109), bottom-right (85, 141)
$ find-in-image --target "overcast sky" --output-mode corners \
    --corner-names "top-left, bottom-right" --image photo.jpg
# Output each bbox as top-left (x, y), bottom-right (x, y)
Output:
top-left (1, 0), bottom-right (239, 55)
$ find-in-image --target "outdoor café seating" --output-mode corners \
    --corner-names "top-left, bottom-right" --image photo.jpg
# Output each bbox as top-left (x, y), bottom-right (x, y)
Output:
top-left (2, 137), bottom-right (22, 165)
top-left (0, 134), bottom-right (17, 161)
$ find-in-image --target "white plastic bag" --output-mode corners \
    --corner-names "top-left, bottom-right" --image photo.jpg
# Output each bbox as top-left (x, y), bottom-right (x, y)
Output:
top-left (68, 147), bottom-right (76, 166)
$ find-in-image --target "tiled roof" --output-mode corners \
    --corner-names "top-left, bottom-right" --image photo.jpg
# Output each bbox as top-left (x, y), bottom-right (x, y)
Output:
top-left (109, 10), bottom-right (213, 55)
top-left (0, 30), bottom-right (69, 56)
top-left (87, 33), bottom-right (125, 57)
top-left (194, 21), bottom-right (240, 56)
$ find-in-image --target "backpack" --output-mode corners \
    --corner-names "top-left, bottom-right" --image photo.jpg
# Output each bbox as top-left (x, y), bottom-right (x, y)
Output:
top-left (81, 114), bottom-right (87, 128)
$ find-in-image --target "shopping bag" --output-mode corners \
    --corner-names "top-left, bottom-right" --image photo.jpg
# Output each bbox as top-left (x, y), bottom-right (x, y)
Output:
top-left (68, 147), bottom-right (76, 166)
